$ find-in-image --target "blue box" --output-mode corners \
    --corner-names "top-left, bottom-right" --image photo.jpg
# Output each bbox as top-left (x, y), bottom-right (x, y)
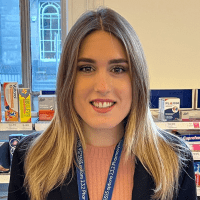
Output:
top-left (9, 134), bottom-right (28, 165)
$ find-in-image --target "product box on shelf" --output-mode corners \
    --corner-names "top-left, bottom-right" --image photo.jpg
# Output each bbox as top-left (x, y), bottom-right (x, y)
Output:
top-left (19, 88), bottom-right (31, 123)
top-left (188, 110), bottom-right (200, 119)
top-left (180, 111), bottom-right (190, 121)
top-left (158, 97), bottom-right (180, 121)
top-left (40, 90), bottom-right (56, 95)
top-left (9, 134), bottom-right (28, 165)
top-left (194, 162), bottom-right (200, 187)
top-left (181, 134), bottom-right (200, 160)
top-left (178, 110), bottom-right (200, 122)
top-left (3, 82), bottom-right (19, 122)
top-left (38, 95), bottom-right (56, 121)
top-left (0, 140), bottom-right (10, 172)
top-left (181, 135), bottom-right (200, 145)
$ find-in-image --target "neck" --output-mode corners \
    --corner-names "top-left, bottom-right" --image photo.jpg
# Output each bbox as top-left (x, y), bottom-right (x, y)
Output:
top-left (82, 122), bottom-right (124, 146)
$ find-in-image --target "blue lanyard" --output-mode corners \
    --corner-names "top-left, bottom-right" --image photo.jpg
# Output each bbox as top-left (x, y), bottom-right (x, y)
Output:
top-left (76, 137), bottom-right (124, 200)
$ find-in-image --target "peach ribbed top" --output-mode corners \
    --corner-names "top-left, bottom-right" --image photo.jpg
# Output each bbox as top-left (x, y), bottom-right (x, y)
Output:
top-left (83, 143), bottom-right (135, 200)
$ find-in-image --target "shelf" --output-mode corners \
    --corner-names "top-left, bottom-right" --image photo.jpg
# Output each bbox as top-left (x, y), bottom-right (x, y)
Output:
top-left (34, 121), bottom-right (50, 131)
top-left (33, 121), bottom-right (200, 132)
top-left (197, 187), bottom-right (200, 196)
top-left (192, 152), bottom-right (200, 160)
top-left (0, 173), bottom-right (10, 183)
top-left (0, 123), bottom-right (33, 131)
top-left (0, 120), bottom-right (199, 132)
top-left (155, 121), bottom-right (200, 130)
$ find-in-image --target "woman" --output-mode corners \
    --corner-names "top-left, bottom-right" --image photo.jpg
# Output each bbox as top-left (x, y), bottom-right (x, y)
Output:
top-left (8, 7), bottom-right (197, 200)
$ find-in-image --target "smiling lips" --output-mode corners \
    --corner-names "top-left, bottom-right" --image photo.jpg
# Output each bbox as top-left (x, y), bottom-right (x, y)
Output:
top-left (90, 99), bottom-right (116, 113)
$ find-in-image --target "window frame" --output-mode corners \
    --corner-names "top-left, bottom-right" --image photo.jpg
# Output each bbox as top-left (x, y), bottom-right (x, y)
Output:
top-left (20, 0), bottom-right (67, 96)
top-left (39, 2), bottom-right (61, 62)
top-left (20, 0), bottom-right (32, 90)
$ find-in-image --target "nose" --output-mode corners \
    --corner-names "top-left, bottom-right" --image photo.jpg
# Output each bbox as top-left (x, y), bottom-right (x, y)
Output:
top-left (93, 70), bottom-right (112, 95)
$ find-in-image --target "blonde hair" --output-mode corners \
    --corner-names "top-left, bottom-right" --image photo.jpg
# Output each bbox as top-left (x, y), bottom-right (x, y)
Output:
top-left (24, 7), bottom-right (191, 200)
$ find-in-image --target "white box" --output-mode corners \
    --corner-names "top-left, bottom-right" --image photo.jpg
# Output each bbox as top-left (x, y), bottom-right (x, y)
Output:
top-left (158, 97), bottom-right (180, 121)
top-left (180, 111), bottom-right (190, 121)
top-left (38, 95), bottom-right (56, 121)
top-left (188, 110), bottom-right (200, 119)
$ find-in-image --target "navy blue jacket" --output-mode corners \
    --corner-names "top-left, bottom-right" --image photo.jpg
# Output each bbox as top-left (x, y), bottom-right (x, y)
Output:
top-left (8, 132), bottom-right (197, 200)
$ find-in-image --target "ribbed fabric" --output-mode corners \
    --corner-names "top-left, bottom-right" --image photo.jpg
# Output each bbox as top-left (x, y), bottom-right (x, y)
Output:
top-left (83, 143), bottom-right (135, 200)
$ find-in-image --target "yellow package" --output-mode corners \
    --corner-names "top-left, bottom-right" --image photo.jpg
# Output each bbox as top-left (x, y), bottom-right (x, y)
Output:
top-left (19, 88), bottom-right (31, 123)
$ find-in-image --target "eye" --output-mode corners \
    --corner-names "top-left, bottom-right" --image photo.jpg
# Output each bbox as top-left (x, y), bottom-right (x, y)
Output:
top-left (111, 66), bottom-right (127, 74)
top-left (78, 65), bottom-right (95, 73)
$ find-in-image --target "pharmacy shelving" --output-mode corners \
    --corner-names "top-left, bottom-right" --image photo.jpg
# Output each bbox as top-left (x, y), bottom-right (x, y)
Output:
top-left (0, 173), bottom-right (10, 183)
top-left (34, 121), bottom-right (50, 131)
top-left (33, 120), bottom-right (200, 131)
top-left (155, 121), bottom-right (200, 130)
top-left (0, 120), bottom-right (200, 132)
top-left (0, 122), bottom-right (33, 131)
top-left (198, 188), bottom-right (200, 197)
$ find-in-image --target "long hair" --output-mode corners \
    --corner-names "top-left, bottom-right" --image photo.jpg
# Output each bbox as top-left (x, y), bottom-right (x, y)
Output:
top-left (24, 7), bottom-right (191, 200)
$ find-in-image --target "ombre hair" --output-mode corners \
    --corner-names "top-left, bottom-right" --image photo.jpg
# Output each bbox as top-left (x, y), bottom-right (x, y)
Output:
top-left (24, 7), bottom-right (191, 200)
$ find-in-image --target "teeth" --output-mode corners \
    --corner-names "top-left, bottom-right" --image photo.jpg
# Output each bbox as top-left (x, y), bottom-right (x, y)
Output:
top-left (92, 102), bottom-right (115, 108)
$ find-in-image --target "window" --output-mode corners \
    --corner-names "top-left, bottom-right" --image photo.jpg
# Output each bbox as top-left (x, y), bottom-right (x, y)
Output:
top-left (0, 0), bottom-right (22, 84)
top-left (39, 2), bottom-right (61, 61)
top-left (0, 0), bottom-right (64, 94)
top-left (31, 0), bottom-right (62, 92)
top-left (0, 0), bottom-right (68, 113)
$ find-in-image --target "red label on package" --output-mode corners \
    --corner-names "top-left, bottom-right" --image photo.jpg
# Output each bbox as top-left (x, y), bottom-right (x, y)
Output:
top-left (193, 122), bottom-right (200, 128)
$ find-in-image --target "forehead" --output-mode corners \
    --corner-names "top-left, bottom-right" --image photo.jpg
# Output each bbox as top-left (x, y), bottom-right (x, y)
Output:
top-left (78, 30), bottom-right (127, 59)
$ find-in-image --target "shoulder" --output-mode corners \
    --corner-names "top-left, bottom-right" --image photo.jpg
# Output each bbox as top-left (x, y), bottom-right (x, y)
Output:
top-left (157, 130), bottom-right (197, 199)
top-left (165, 131), bottom-right (194, 169)
top-left (159, 129), bottom-right (195, 179)
top-left (18, 131), bottom-right (42, 147)
top-left (159, 129), bottom-right (192, 158)
top-left (176, 150), bottom-right (197, 199)
top-left (167, 134), bottom-right (197, 199)
top-left (14, 131), bottom-right (42, 160)
top-left (8, 132), bottom-right (43, 199)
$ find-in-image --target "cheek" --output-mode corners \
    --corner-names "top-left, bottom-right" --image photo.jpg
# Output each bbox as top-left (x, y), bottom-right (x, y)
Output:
top-left (73, 78), bottom-right (91, 105)
top-left (125, 86), bottom-right (132, 107)
top-left (119, 79), bottom-right (132, 101)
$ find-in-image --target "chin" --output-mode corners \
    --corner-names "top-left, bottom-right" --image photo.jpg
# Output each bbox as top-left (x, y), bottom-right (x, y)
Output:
top-left (86, 121), bottom-right (121, 130)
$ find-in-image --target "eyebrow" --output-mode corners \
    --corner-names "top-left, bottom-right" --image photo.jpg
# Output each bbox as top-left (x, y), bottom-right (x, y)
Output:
top-left (77, 58), bottom-right (128, 64)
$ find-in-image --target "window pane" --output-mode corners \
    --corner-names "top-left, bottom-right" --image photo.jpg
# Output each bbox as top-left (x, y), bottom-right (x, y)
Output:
top-left (44, 30), bottom-right (50, 40)
top-left (45, 52), bottom-right (56, 59)
top-left (43, 18), bottom-right (50, 29)
top-left (44, 6), bottom-right (57, 14)
top-left (31, 1), bottom-right (61, 91)
top-left (44, 41), bottom-right (51, 51)
top-left (52, 18), bottom-right (58, 29)
top-left (0, 0), bottom-right (22, 84)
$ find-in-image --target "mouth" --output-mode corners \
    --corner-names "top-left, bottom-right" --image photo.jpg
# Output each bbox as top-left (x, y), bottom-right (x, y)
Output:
top-left (90, 101), bottom-right (116, 108)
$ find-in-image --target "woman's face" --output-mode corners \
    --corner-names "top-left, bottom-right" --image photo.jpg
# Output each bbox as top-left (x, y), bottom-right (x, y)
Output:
top-left (73, 31), bottom-right (132, 131)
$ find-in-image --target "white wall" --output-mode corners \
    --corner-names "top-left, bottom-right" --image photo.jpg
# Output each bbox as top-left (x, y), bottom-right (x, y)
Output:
top-left (67, 0), bottom-right (200, 89)
top-left (105, 0), bottom-right (200, 89)
top-left (67, 0), bottom-right (104, 29)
